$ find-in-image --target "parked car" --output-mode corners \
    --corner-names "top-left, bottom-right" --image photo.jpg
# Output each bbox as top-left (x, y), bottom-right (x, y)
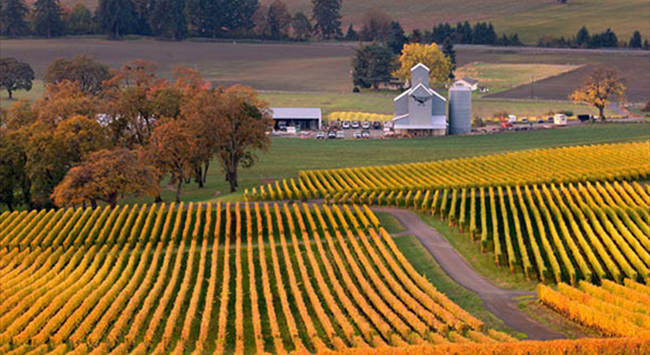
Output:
top-left (372, 121), bottom-right (382, 129)
top-left (361, 130), bottom-right (371, 138)
top-left (316, 131), bottom-right (325, 139)
top-left (384, 121), bottom-right (393, 129)
top-left (548, 116), bottom-right (554, 123)
top-left (520, 118), bottom-right (528, 124)
top-left (508, 115), bottom-right (517, 123)
top-left (328, 131), bottom-right (337, 139)
top-left (577, 114), bottom-right (591, 122)
top-left (361, 121), bottom-right (371, 129)
top-left (278, 121), bottom-right (287, 131)
top-left (383, 130), bottom-right (395, 138)
top-left (537, 118), bottom-right (545, 124)
top-left (342, 121), bottom-right (350, 129)
top-left (336, 131), bottom-right (345, 139)
top-left (351, 121), bottom-right (360, 129)
top-left (353, 131), bottom-right (362, 139)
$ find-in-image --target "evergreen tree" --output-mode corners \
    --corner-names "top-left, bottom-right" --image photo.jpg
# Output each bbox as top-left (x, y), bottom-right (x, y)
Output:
top-left (132, 0), bottom-right (151, 35)
top-left (486, 22), bottom-right (497, 44)
top-left (291, 11), bottom-right (312, 40)
top-left (150, 0), bottom-right (187, 40)
top-left (0, 0), bottom-right (29, 36)
top-left (33, 0), bottom-right (64, 37)
top-left (386, 21), bottom-right (406, 54)
top-left (409, 29), bottom-right (423, 43)
top-left (311, 0), bottom-right (341, 39)
top-left (65, 3), bottom-right (95, 34)
top-left (576, 26), bottom-right (590, 47)
top-left (97, 0), bottom-right (135, 38)
top-left (267, 0), bottom-right (291, 39)
top-left (628, 30), bottom-right (642, 48)
top-left (344, 23), bottom-right (357, 40)
top-left (352, 43), bottom-right (394, 89)
top-left (644, 39), bottom-right (649, 50)
top-left (456, 21), bottom-right (472, 44)
top-left (442, 37), bottom-right (456, 79)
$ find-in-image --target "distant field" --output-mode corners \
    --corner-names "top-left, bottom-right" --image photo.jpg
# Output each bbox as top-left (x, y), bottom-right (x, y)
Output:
top-left (55, 0), bottom-right (649, 44)
top-left (2, 39), bottom-right (648, 102)
top-left (455, 63), bottom-right (582, 94)
top-left (117, 123), bottom-right (649, 204)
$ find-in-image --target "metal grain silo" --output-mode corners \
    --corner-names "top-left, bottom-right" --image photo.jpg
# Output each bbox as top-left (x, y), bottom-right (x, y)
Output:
top-left (448, 85), bottom-right (472, 135)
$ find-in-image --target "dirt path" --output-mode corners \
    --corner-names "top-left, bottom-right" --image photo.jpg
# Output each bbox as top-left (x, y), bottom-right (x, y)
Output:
top-left (373, 207), bottom-right (564, 341)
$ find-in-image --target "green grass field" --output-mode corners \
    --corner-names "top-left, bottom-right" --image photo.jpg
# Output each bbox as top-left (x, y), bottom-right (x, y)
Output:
top-left (120, 122), bottom-right (649, 205)
top-left (393, 234), bottom-right (516, 334)
top-left (491, 0), bottom-right (650, 45)
top-left (259, 91), bottom-right (613, 118)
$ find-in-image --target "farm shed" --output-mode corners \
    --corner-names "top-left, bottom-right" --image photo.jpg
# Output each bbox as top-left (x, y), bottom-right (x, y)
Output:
top-left (454, 77), bottom-right (479, 91)
top-left (271, 107), bottom-right (322, 131)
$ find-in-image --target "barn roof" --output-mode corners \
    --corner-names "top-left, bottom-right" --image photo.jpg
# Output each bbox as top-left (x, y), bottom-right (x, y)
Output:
top-left (459, 77), bottom-right (479, 85)
top-left (271, 107), bottom-right (322, 120)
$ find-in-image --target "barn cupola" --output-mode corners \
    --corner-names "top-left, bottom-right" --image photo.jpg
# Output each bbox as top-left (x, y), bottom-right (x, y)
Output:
top-left (410, 63), bottom-right (430, 88)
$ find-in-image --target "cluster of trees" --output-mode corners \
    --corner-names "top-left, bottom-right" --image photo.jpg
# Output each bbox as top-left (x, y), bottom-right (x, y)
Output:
top-left (538, 27), bottom-right (649, 50)
top-left (352, 42), bottom-right (454, 90)
top-left (0, 0), bottom-right (343, 40)
top-left (0, 55), bottom-right (272, 210)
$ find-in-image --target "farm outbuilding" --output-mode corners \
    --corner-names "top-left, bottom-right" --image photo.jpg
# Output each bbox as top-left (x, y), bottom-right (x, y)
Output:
top-left (271, 107), bottom-right (322, 131)
top-left (454, 77), bottom-right (479, 91)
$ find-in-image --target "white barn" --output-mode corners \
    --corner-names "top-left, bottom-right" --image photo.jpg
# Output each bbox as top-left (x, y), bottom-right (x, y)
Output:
top-left (392, 63), bottom-right (447, 136)
top-left (271, 107), bottom-right (322, 131)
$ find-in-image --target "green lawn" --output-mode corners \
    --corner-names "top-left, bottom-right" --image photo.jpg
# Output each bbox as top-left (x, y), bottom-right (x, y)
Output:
top-left (417, 214), bottom-right (539, 291)
top-left (260, 91), bottom-right (614, 119)
top-left (0, 80), bottom-right (45, 109)
top-left (375, 212), bottom-right (406, 234)
top-left (119, 122), bottom-right (649, 205)
top-left (393, 234), bottom-right (517, 335)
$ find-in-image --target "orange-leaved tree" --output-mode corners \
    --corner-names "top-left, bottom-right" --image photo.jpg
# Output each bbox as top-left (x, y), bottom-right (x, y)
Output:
top-left (52, 148), bottom-right (159, 208)
top-left (142, 118), bottom-right (197, 202)
top-left (570, 66), bottom-right (626, 120)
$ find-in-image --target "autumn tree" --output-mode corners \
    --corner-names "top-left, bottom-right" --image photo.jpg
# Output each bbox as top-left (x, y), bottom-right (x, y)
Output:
top-left (267, 0), bottom-right (291, 39)
top-left (570, 66), bottom-right (626, 120)
top-left (0, 57), bottom-right (34, 99)
top-left (393, 42), bottom-right (452, 85)
top-left (34, 80), bottom-right (102, 125)
top-left (44, 55), bottom-right (111, 95)
top-left (52, 148), bottom-right (159, 208)
top-left (103, 60), bottom-right (181, 147)
top-left (143, 118), bottom-right (196, 202)
top-left (216, 85), bottom-right (272, 192)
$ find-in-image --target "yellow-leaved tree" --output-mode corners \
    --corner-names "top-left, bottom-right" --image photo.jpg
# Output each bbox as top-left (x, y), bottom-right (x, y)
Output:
top-left (393, 43), bottom-right (452, 85)
top-left (570, 66), bottom-right (626, 120)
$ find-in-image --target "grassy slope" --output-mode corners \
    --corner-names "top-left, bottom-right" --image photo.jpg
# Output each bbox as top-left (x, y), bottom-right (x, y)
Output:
top-left (119, 122), bottom-right (649, 204)
top-left (393, 234), bottom-right (516, 335)
top-left (417, 214), bottom-right (539, 291)
top-left (375, 212), bottom-right (407, 234)
top-left (455, 63), bottom-right (582, 94)
top-left (491, 0), bottom-right (650, 45)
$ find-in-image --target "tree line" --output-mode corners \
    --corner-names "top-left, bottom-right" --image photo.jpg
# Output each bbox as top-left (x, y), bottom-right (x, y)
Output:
top-left (0, 55), bottom-right (272, 211)
top-left (538, 27), bottom-right (649, 50)
top-left (0, 0), bottom-right (343, 40)
top-left (1, 0), bottom-right (648, 50)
